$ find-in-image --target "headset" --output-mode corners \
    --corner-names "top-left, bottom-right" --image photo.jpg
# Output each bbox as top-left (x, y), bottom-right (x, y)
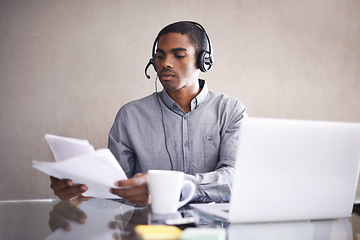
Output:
top-left (145, 21), bottom-right (214, 79)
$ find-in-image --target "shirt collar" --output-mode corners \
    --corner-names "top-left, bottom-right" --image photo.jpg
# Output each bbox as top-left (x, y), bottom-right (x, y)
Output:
top-left (161, 79), bottom-right (209, 114)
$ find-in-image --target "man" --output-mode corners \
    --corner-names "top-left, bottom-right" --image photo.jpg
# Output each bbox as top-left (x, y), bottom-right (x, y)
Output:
top-left (50, 21), bottom-right (247, 206)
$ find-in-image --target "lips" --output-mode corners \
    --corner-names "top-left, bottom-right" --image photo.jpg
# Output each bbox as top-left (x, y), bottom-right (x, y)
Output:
top-left (159, 69), bottom-right (176, 80)
top-left (160, 74), bottom-right (175, 80)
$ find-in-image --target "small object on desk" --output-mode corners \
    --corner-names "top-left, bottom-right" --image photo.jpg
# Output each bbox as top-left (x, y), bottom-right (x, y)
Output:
top-left (180, 227), bottom-right (226, 240)
top-left (135, 225), bottom-right (182, 240)
top-left (165, 216), bottom-right (197, 230)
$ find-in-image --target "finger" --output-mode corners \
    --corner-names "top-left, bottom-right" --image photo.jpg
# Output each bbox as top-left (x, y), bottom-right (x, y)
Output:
top-left (115, 174), bottom-right (148, 188)
top-left (50, 176), bottom-right (72, 184)
top-left (110, 186), bottom-right (149, 206)
top-left (50, 176), bottom-right (73, 190)
top-left (62, 185), bottom-right (88, 200)
top-left (50, 176), bottom-right (72, 186)
top-left (110, 185), bottom-right (148, 198)
top-left (125, 196), bottom-right (150, 206)
top-left (53, 184), bottom-right (88, 200)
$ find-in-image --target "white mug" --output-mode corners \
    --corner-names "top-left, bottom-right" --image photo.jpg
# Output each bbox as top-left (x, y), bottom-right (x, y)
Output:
top-left (148, 170), bottom-right (196, 214)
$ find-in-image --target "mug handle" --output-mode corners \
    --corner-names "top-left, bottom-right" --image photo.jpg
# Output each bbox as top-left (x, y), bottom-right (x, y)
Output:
top-left (178, 180), bottom-right (196, 208)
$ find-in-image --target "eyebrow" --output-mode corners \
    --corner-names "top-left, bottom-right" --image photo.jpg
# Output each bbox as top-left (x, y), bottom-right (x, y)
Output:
top-left (156, 47), bottom-right (188, 54)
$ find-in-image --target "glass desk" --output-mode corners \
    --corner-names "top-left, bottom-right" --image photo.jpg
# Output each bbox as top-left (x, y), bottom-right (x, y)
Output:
top-left (0, 198), bottom-right (359, 240)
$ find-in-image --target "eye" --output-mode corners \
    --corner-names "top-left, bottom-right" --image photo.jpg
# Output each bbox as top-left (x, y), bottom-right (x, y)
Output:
top-left (155, 53), bottom-right (165, 59)
top-left (175, 54), bottom-right (185, 59)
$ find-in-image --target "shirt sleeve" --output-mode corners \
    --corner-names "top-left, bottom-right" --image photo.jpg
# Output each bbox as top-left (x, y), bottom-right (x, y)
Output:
top-left (108, 108), bottom-right (135, 178)
top-left (189, 101), bottom-right (247, 203)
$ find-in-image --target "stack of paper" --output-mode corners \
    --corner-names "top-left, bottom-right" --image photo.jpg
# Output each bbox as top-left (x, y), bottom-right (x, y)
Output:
top-left (32, 134), bottom-right (127, 199)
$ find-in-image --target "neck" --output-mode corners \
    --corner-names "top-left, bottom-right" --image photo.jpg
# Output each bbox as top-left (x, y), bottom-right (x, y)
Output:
top-left (167, 79), bottom-right (200, 113)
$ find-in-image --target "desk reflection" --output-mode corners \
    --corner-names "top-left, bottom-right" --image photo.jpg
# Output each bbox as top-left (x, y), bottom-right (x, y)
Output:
top-left (46, 198), bottom-right (135, 240)
top-left (0, 199), bottom-right (358, 240)
top-left (45, 198), bottom-right (200, 240)
top-left (228, 218), bottom-right (353, 240)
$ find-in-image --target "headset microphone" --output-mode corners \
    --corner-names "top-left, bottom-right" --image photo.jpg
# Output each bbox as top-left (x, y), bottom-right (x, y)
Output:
top-left (144, 59), bottom-right (154, 79)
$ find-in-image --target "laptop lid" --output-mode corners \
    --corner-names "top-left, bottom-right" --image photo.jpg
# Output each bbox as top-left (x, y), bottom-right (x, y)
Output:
top-left (227, 117), bottom-right (360, 223)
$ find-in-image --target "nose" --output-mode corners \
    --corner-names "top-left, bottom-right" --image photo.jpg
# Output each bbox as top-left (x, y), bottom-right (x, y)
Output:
top-left (162, 55), bottom-right (173, 69)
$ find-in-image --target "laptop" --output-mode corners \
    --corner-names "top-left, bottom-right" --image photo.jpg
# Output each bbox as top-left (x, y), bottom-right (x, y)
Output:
top-left (191, 117), bottom-right (360, 223)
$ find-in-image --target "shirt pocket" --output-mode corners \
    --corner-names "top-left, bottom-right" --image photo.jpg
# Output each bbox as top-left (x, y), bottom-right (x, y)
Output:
top-left (203, 135), bottom-right (221, 171)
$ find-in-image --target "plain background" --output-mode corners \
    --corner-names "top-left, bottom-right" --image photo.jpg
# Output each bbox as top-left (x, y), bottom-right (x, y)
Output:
top-left (0, 0), bottom-right (359, 200)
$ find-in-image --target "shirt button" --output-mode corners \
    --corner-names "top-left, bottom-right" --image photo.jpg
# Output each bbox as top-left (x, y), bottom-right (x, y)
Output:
top-left (184, 116), bottom-right (188, 120)
top-left (184, 141), bottom-right (189, 147)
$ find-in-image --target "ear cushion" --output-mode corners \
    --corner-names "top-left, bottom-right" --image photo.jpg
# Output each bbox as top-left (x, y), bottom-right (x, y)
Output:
top-left (198, 50), bottom-right (213, 72)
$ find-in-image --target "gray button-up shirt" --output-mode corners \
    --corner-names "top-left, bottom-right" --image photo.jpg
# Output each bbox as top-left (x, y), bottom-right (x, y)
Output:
top-left (108, 80), bottom-right (247, 202)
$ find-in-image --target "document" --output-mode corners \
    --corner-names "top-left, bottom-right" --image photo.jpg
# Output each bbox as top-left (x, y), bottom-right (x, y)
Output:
top-left (44, 134), bottom-right (95, 162)
top-left (32, 134), bottom-right (127, 199)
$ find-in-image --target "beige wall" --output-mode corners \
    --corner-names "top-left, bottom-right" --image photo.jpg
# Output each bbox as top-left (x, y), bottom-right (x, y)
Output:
top-left (1, 0), bottom-right (359, 200)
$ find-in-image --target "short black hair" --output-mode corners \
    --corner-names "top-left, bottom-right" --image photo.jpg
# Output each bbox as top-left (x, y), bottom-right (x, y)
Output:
top-left (157, 21), bottom-right (208, 57)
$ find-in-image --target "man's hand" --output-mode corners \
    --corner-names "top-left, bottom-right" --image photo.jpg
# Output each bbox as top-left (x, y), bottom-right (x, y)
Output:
top-left (50, 176), bottom-right (88, 200)
top-left (110, 173), bottom-right (150, 206)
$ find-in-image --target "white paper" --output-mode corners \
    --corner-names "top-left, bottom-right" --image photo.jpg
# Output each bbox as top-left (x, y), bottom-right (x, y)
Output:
top-left (45, 134), bottom-right (95, 162)
top-left (33, 134), bottom-right (128, 199)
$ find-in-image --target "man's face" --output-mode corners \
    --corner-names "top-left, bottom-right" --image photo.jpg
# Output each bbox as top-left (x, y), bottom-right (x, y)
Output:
top-left (155, 33), bottom-right (200, 91)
